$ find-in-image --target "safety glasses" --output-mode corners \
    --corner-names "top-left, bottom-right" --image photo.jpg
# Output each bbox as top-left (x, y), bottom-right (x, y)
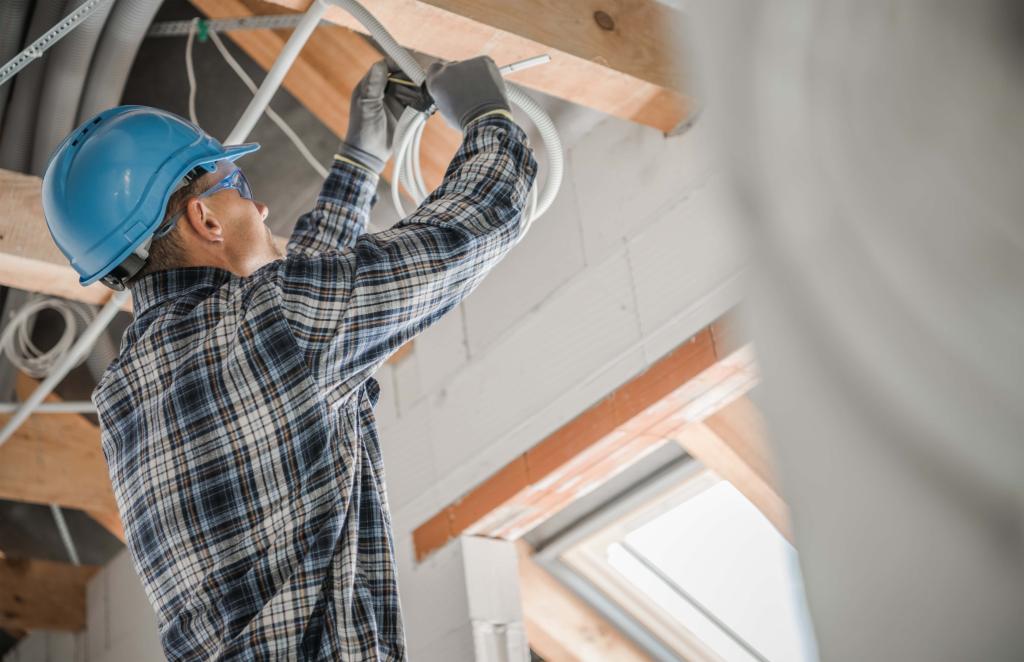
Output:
top-left (154, 166), bottom-right (254, 239)
top-left (203, 167), bottom-right (254, 202)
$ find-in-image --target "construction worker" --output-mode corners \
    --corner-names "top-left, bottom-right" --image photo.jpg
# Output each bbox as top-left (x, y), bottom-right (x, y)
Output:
top-left (41, 56), bottom-right (536, 659)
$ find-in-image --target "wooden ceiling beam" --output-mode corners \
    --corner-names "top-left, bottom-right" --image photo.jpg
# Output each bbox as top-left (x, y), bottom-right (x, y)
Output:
top-left (413, 325), bottom-right (760, 560)
top-left (516, 540), bottom-right (649, 662)
top-left (0, 169), bottom-right (128, 310)
top-left (673, 404), bottom-right (792, 543)
top-left (0, 558), bottom-right (97, 631)
top-left (263, 0), bottom-right (693, 133)
top-left (0, 375), bottom-right (125, 542)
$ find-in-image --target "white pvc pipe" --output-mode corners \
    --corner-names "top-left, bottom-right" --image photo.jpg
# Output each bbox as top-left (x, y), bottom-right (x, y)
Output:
top-left (0, 401), bottom-right (96, 414)
top-left (51, 503), bottom-right (81, 565)
top-left (225, 0), bottom-right (327, 145)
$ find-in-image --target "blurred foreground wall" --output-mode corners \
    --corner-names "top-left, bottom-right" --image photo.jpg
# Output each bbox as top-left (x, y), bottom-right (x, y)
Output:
top-left (685, 2), bottom-right (1024, 660)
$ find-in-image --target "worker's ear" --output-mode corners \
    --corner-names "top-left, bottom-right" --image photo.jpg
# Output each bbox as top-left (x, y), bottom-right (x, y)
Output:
top-left (182, 197), bottom-right (224, 244)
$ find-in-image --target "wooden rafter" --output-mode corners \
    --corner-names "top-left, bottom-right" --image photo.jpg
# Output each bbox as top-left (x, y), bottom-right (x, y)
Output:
top-left (672, 399), bottom-right (792, 542)
top-left (263, 0), bottom-right (693, 133)
top-left (0, 374), bottom-right (125, 542)
top-left (0, 169), bottom-right (127, 309)
top-left (0, 558), bottom-right (97, 631)
top-left (516, 540), bottom-right (649, 662)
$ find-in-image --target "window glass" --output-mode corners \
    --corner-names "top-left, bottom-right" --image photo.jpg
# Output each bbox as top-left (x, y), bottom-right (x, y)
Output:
top-left (561, 471), bottom-right (818, 662)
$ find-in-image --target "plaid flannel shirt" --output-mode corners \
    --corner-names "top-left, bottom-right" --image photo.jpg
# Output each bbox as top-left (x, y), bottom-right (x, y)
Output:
top-left (93, 115), bottom-right (537, 660)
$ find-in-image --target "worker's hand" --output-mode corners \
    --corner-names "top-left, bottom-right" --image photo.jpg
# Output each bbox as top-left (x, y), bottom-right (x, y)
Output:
top-left (337, 60), bottom-right (420, 173)
top-left (425, 56), bottom-right (511, 130)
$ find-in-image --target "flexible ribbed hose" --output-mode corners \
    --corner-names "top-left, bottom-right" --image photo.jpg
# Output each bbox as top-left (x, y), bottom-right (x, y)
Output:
top-left (0, 0), bottom-right (32, 129)
top-left (77, 0), bottom-right (163, 123)
top-left (325, 0), bottom-right (564, 226)
top-left (0, 0), bottom-right (70, 172)
top-left (30, 0), bottom-right (116, 175)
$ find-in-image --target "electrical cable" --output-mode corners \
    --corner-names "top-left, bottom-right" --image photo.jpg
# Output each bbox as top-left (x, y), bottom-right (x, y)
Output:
top-left (206, 27), bottom-right (329, 182)
top-left (186, 18), bottom-right (199, 125)
top-left (0, 295), bottom-right (96, 379)
top-left (196, 22), bottom-right (387, 230)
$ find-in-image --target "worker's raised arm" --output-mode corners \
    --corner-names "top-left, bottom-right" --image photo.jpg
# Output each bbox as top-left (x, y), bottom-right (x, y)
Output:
top-left (286, 155), bottom-right (378, 256)
top-left (287, 61), bottom-right (417, 255)
top-left (273, 57), bottom-right (537, 393)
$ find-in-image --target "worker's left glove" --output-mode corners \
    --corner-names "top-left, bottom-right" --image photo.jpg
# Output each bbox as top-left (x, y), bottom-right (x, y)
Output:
top-left (337, 60), bottom-right (420, 173)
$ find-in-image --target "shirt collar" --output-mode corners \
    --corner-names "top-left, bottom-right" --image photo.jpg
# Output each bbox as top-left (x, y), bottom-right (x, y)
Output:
top-left (129, 266), bottom-right (234, 315)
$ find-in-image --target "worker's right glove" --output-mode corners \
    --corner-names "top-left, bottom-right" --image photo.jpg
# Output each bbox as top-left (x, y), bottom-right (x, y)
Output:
top-left (338, 60), bottom-right (421, 173)
top-left (424, 56), bottom-right (511, 130)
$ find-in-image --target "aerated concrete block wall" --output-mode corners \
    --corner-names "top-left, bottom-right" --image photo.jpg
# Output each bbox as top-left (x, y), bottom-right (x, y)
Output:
top-left (5, 111), bottom-right (746, 662)
top-left (379, 113), bottom-right (748, 658)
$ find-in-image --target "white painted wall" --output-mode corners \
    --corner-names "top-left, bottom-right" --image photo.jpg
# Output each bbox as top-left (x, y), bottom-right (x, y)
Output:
top-left (6, 107), bottom-right (746, 662)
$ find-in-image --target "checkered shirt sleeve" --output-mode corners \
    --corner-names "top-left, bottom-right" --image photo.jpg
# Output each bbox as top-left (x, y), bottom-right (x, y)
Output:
top-left (273, 115), bottom-right (538, 399)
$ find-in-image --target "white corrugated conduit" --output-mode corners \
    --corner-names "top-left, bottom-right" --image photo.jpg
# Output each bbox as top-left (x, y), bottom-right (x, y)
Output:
top-left (0, 295), bottom-right (97, 379)
top-left (76, 0), bottom-right (164, 123)
top-left (27, 0), bottom-right (116, 175)
top-left (0, 0), bottom-right (71, 172)
top-left (0, 0), bottom-right (33, 128)
top-left (325, 0), bottom-right (564, 230)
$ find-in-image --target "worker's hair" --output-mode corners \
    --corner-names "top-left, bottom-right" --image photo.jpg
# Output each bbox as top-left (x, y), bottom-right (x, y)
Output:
top-left (125, 177), bottom-right (206, 286)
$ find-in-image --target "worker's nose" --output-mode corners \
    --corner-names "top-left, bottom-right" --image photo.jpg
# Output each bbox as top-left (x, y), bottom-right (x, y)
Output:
top-left (255, 201), bottom-right (269, 222)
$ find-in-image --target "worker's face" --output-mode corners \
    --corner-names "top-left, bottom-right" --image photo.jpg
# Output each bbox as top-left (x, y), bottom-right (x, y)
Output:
top-left (192, 162), bottom-right (281, 275)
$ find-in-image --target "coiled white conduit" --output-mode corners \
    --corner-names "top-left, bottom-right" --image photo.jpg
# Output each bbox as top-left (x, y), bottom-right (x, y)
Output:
top-left (325, 0), bottom-right (564, 230)
top-left (0, 296), bottom-right (96, 379)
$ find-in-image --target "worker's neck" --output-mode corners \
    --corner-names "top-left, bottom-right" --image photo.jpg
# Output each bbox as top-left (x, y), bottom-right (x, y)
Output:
top-left (179, 240), bottom-right (274, 279)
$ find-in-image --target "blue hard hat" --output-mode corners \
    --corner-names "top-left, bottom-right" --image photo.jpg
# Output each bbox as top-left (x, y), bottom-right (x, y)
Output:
top-left (41, 105), bottom-right (260, 288)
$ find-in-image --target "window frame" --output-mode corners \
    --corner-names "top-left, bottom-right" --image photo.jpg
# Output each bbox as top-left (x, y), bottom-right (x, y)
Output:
top-left (533, 456), bottom-right (804, 662)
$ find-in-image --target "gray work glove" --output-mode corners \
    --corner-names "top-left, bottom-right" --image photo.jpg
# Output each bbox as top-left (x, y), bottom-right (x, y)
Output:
top-left (337, 60), bottom-right (421, 173)
top-left (424, 56), bottom-right (511, 130)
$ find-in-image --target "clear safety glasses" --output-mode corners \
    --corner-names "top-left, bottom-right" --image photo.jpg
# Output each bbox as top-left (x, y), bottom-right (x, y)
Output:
top-left (154, 166), bottom-right (254, 239)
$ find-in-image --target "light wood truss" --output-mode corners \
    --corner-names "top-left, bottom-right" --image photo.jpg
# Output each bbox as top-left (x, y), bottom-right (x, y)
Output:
top-left (0, 374), bottom-right (125, 542)
top-left (700, 395), bottom-right (790, 540)
top-left (0, 557), bottom-right (98, 631)
top-left (0, 169), bottom-right (124, 309)
top-left (262, 0), bottom-right (693, 132)
top-left (516, 540), bottom-right (649, 662)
